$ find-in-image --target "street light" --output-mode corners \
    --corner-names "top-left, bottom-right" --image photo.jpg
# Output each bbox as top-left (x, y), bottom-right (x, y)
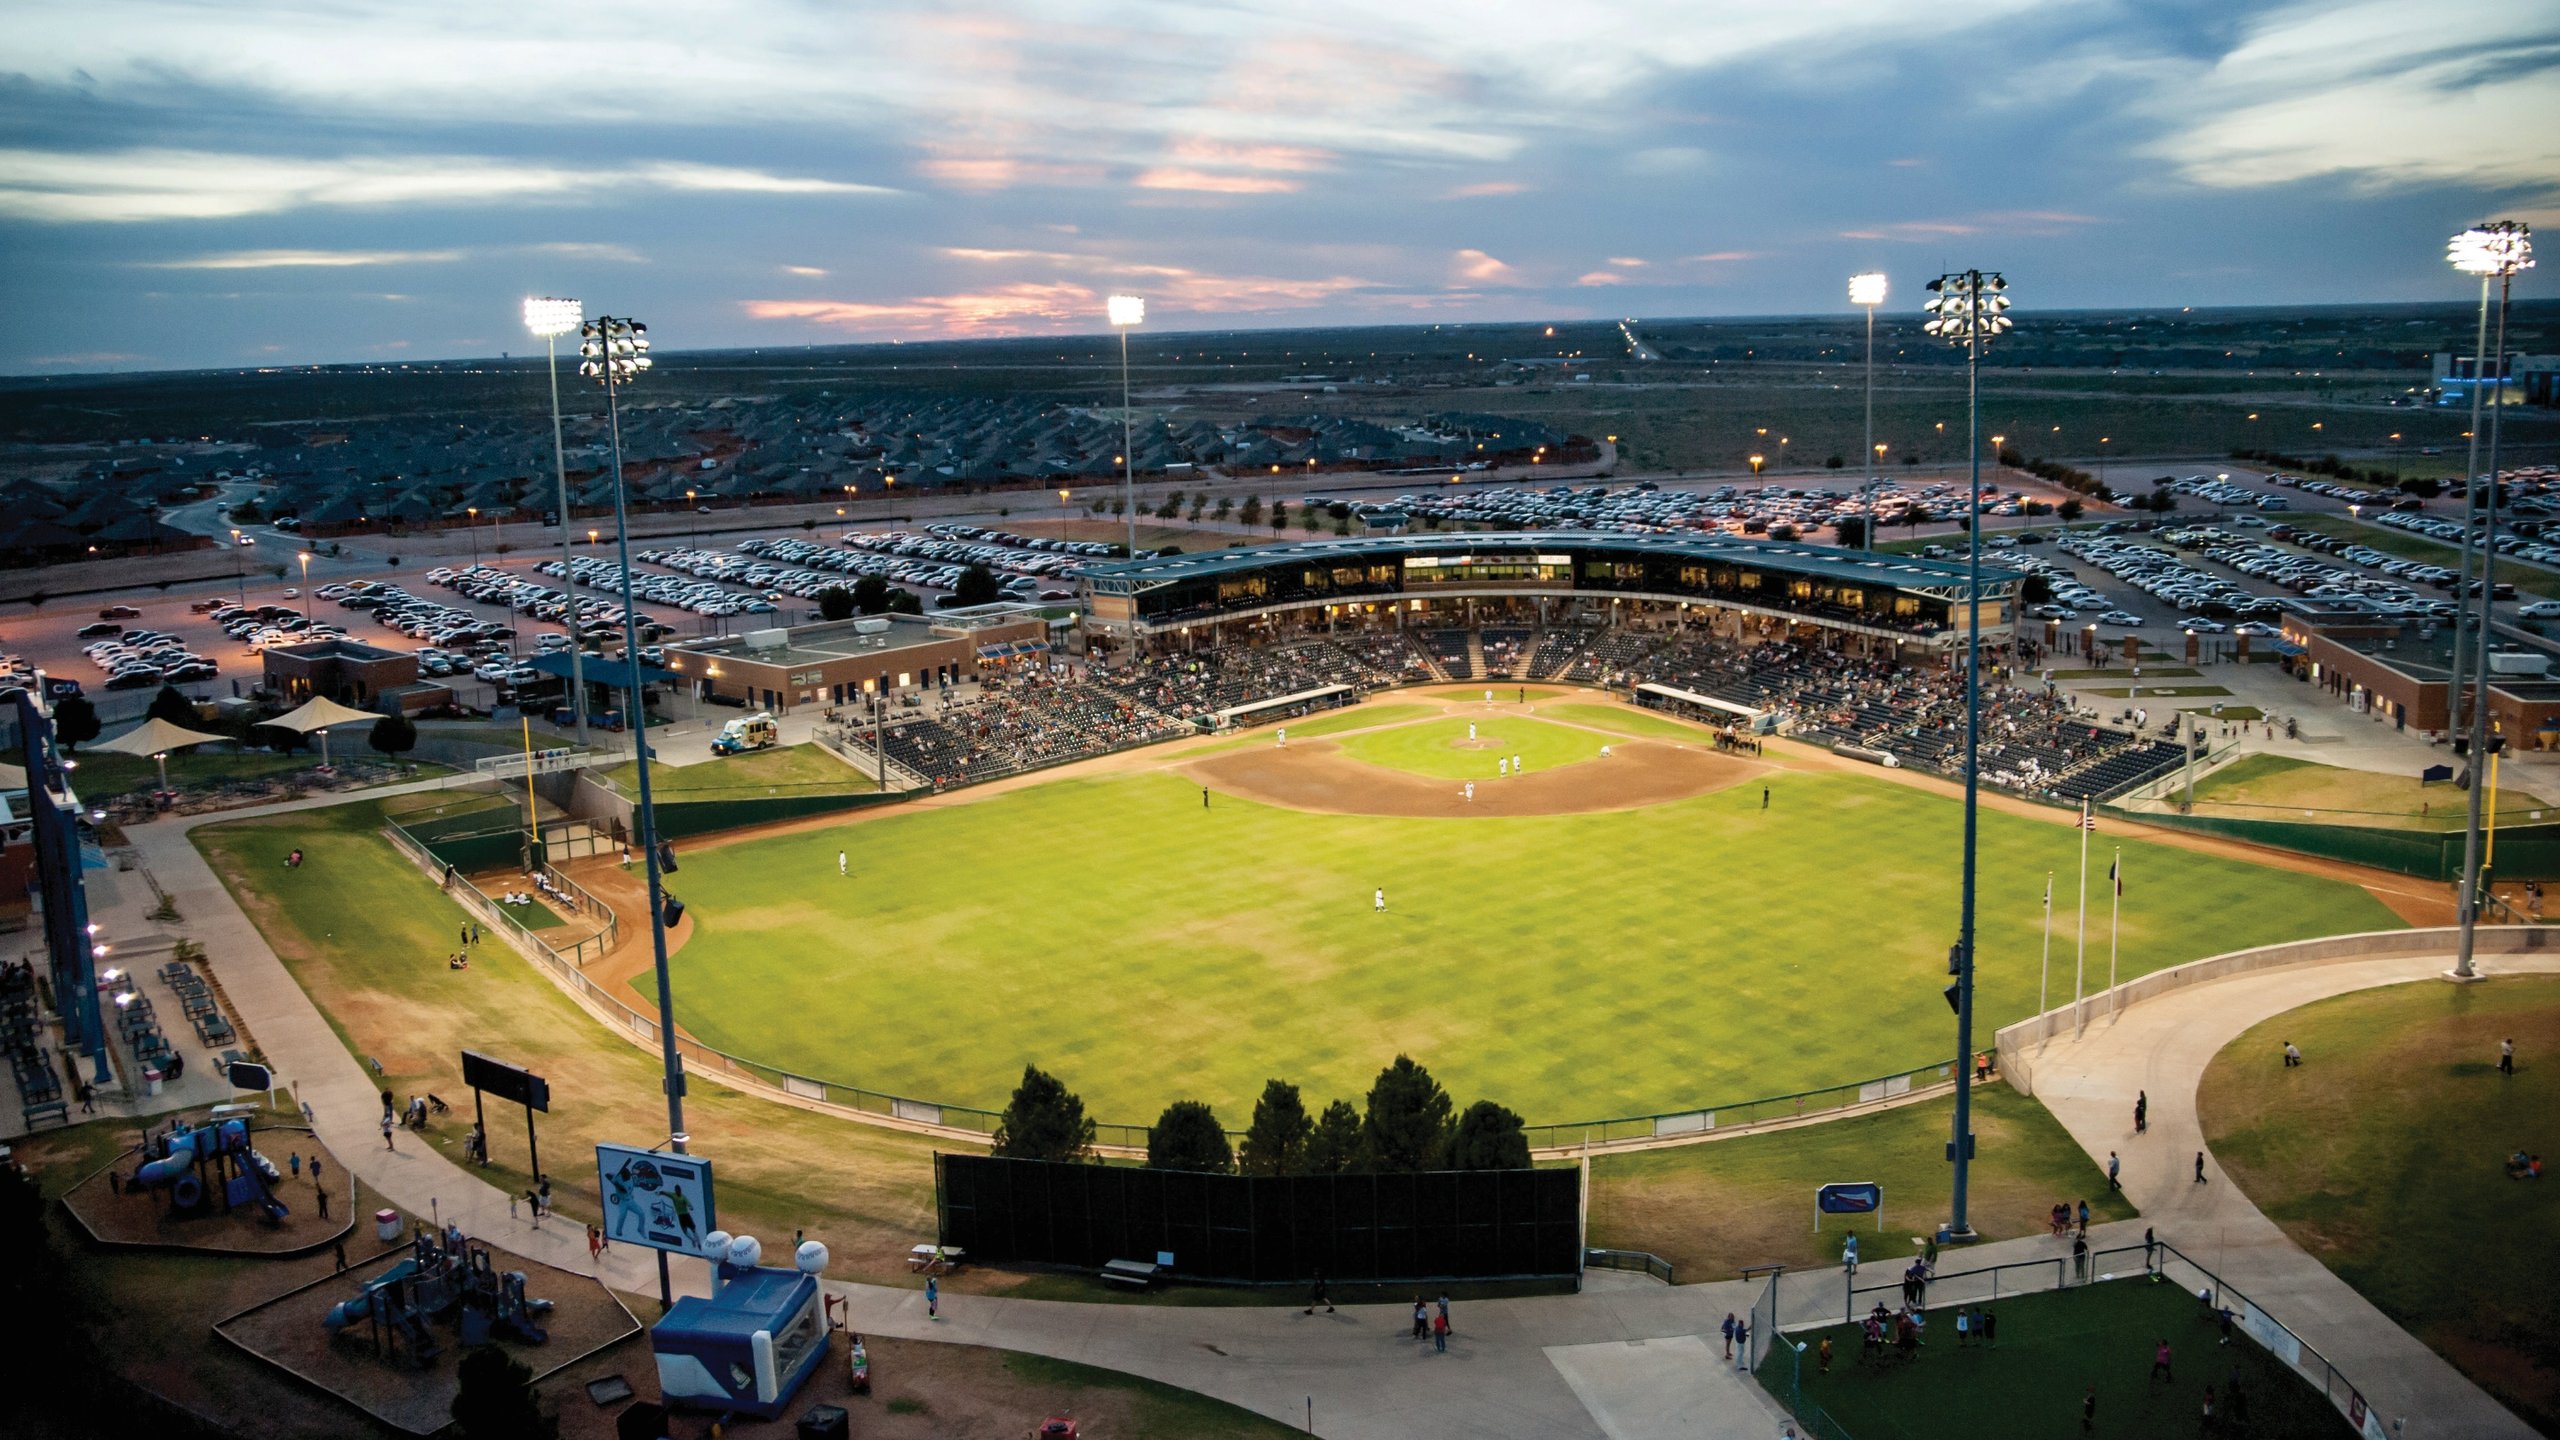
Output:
top-left (228, 528), bottom-right (246, 605)
top-left (1107, 294), bottom-right (1145, 559)
top-left (467, 506), bottom-right (480, 565)
top-left (526, 296), bottom-right (592, 746)
top-left (579, 311), bottom-right (689, 1309)
top-left (2449, 221), bottom-right (2534, 981)
top-left (1851, 273), bottom-right (1889, 550)
top-left (1749, 453), bottom-right (1765, 477)
top-left (297, 550), bottom-right (311, 623)
top-left (1922, 267), bottom-right (2011, 1244)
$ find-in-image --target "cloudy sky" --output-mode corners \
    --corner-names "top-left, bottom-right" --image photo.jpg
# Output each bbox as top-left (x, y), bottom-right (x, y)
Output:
top-left (1, 0), bottom-right (2552, 373)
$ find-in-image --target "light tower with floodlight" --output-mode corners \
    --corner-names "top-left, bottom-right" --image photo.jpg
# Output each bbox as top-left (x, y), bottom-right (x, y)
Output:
top-left (1850, 273), bottom-right (1887, 549)
top-left (1107, 295), bottom-right (1144, 560)
top-left (1923, 268), bottom-right (2011, 1243)
top-left (579, 313), bottom-right (688, 1308)
top-left (2449, 221), bottom-right (2534, 981)
top-left (524, 297), bottom-right (591, 745)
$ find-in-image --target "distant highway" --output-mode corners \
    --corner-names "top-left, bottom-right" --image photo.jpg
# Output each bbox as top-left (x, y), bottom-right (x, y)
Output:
top-left (1618, 320), bottom-right (1660, 362)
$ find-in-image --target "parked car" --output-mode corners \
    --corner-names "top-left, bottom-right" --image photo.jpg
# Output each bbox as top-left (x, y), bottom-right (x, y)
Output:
top-left (97, 605), bottom-right (141, 619)
top-left (76, 622), bottom-right (122, 639)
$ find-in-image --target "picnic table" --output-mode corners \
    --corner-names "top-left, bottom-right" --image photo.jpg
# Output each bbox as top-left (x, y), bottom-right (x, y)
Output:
top-left (907, 1244), bottom-right (965, 1274)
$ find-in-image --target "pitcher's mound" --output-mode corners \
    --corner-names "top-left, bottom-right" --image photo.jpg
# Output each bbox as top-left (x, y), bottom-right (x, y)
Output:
top-left (1189, 739), bottom-right (1758, 817)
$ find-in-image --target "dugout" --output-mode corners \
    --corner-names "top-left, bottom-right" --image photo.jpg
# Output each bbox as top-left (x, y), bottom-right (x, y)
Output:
top-left (935, 1155), bottom-right (1580, 1284)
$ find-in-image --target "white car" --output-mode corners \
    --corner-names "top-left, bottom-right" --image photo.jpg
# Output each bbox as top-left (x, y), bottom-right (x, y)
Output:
top-left (2517, 600), bottom-right (2560, 619)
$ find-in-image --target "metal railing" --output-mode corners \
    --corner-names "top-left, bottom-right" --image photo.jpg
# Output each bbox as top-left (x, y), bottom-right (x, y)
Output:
top-left (382, 820), bottom-right (617, 970)
top-left (1519, 1062), bottom-right (1958, 1154)
top-left (1583, 1248), bottom-right (1674, 1284)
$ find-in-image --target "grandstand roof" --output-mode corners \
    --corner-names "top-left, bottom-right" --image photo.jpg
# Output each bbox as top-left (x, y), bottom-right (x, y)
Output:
top-left (1080, 530), bottom-right (2018, 596)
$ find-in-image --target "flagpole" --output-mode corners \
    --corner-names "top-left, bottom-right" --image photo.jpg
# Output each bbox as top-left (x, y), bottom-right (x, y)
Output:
top-left (2108, 847), bottom-right (2121, 1019)
top-left (2074, 799), bottom-right (2090, 1036)
top-left (2038, 870), bottom-right (2053, 1049)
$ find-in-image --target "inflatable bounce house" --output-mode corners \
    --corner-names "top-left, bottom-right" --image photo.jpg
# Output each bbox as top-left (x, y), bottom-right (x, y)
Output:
top-left (651, 1232), bottom-right (830, 1420)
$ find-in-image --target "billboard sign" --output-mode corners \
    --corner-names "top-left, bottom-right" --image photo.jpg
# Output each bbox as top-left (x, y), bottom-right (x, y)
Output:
top-left (598, 1143), bottom-right (717, 1256)
top-left (1816, 1182), bottom-right (1882, 1214)
top-left (462, 1050), bottom-right (550, 1112)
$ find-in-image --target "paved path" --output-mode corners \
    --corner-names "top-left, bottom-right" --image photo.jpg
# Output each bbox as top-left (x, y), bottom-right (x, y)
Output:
top-left (90, 797), bottom-right (2547, 1438)
top-left (2023, 952), bottom-right (2554, 1439)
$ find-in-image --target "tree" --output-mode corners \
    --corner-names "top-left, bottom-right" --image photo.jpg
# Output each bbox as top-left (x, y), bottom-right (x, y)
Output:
top-left (1188, 497), bottom-right (1207, 523)
top-left (1831, 516), bottom-right (1868, 548)
top-left (1306, 1099), bottom-right (1361, 1175)
top-left (1448, 1100), bottom-right (1531, 1170)
top-left (1146, 1100), bottom-right (1233, 1173)
top-left (850, 574), bottom-right (893, 615)
top-left (815, 585), bottom-right (856, 621)
top-left (368, 714), bottom-right (418, 757)
top-left (146, 685), bottom-right (199, 727)
top-left (1110, 497), bottom-right (1128, 517)
top-left (1359, 1055), bottom-right (1453, 1172)
top-left (1238, 496), bottom-right (1263, 528)
top-left (1212, 496), bottom-right (1232, 521)
top-left (2057, 497), bottom-right (2085, 523)
top-left (451, 1344), bottom-right (557, 1440)
top-left (991, 1065), bottom-right (1095, 1162)
top-left (1269, 501), bottom-right (1289, 532)
top-left (250, 722), bottom-right (306, 754)
top-left (51, 696), bottom-right (100, 751)
top-left (1824, 454), bottom-right (1845, 469)
top-left (886, 588), bottom-right (924, 616)
top-left (1300, 508), bottom-right (1323, 534)
top-left (953, 563), bottom-right (1002, 608)
top-left (1239, 1079), bottom-right (1313, 1175)
top-left (1090, 497), bottom-right (1108, 515)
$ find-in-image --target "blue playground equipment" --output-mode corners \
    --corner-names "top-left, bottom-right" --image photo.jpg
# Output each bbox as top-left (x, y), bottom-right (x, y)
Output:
top-left (652, 1232), bottom-right (831, 1420)
top-left (325, 1222), bottom-right (555, 1368)
top-left (132, 1115), bottom-right (288, 1224)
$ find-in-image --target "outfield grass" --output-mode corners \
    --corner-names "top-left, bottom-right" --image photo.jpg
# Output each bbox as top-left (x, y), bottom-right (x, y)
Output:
top-left (1416, 684), bottom-right (1571, 703)
top-left (2199, 976), bottom-right (2560, 1435)
top-left (2193, 753), bottom-right (2550, 829)
top-left (191, 803), bottom-right (949, 1283)
top-left (603, 741), bottom-right (876, 796)
top-left (1588, 1087), bottom-right (2133, 1278)
top-left (1538, 702), bottom-right (1721, 742)
top-left (1769, 1277), bottom-right (2353, 1440)
top-left (1333, 714), bottom-right (1609, 779)
top-left (492, 896), bottom-right (565, 931)
top-left (661, 761), bottom-right (2399, 1126)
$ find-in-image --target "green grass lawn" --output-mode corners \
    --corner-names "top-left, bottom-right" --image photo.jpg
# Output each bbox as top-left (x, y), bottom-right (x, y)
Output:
top-left (2193, 752), bottom-right (2550, 829)
top-left (1769, 1277), bottom-right (2353, 1440)
top-left (1334, 714), bottom-right (1609, 779)
top-left (492, 896), bottom-right (565, 931)
top-left (1416, 684), bottom-right (1571, 703)
top-left (1537, 701), bottom-right (1720, 742)
top-left (191, 802), bottom-right (950, 1283)
top-left (603, 742), bottom-right (876, 796)
top-left (660, 762), bottom-right (2398, 1127)
top-left (1193, 702), bottom-right (1440, 755)
top-left (2199, 976), bottom-right (2560, 1435)
top-left (1588, 1087), bottom-right (2133, 1278)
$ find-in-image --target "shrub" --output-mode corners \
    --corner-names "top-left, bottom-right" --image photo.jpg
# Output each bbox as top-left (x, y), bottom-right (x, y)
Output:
top-left (1448, 1100), bottom-right (1531, 1170)
top-left (991, 1066), bottom-right (1094, 1162)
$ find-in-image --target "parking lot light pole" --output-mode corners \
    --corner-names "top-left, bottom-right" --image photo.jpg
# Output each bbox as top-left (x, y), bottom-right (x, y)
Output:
top-left (228, 529), bottom-right (246, 605)
top-left (467, 507), bottom-right (480, 565)
top-left (1924, 268), bottom-right (2011, 1244)
top-left (583, 313), bottom-right (688, 1309)
top-left (526, 297), bottom-right (592, 746)
top-left (2449, 222), bottom-right (2533, 979)
top-left (1108, 295), bottom-right (1145, 559)
top-left (297, 551), bottom-right (311, 624)
top-left (1851, 273), bottom-right (1888, 551)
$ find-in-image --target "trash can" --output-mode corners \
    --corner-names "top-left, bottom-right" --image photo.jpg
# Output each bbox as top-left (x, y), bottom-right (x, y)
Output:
top-left (143, 1067), bottom-right (163, 1097)
top-left (376, 1208), bottom-right (402, 1244)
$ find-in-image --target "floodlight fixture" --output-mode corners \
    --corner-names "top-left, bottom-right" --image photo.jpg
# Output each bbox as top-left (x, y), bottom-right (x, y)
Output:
top-left (1923, 271), bottom-right (2011, 348)
top-left (1848, 272), bottom-right (1888, 308)
top-left (523, 296), bottom-right (583, 338)
top-left (579, 316), bottom-right (651, 386)
top-left (2448, 222), bottom-right (2533, 278)
top-left (1107, 294), bottom-right (1146, 327)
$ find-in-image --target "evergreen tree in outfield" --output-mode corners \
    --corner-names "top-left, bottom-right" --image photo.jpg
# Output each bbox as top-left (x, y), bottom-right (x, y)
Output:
top-left (1305, 1099), bottom-right (1361, 1175)
top-left (991, 1065), bottom-right (1095, 1162)
top-left (1358, 1055), bottom-right (1454, 1172)
top-left (1239, 1079), bottom-right (1313, 1175)
top-left (1146, 1100), bottom-right (1233, 1173)
top-left (1448, 1099), bottom-right (1531, 1170)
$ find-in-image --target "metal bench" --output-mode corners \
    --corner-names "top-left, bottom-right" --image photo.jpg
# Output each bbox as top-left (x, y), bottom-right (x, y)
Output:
top-left (1099, 1259), bottom-right (1160, 1290)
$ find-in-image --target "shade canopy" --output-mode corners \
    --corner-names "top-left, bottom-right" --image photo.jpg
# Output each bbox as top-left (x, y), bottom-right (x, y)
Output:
top-left (268, 696), bottom-right (383, 734)
top-left (92, 716), bottom-right (227, 758)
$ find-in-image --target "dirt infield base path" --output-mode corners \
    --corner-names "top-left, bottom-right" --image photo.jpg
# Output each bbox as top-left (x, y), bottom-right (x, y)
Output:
top-left (1187, 737), bottom-right (1759, 818)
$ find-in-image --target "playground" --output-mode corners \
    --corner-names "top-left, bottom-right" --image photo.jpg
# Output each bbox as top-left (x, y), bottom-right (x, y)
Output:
top-left (215, 1224), bottom-right (638, 1435)
top-left (61, 1105), bottom-right (354, 1254)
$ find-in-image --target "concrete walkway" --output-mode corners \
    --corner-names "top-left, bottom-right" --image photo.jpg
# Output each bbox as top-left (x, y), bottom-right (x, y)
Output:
top-left (2023, 952), bottom-right (2554, 1439)
top-left (90, 792), bottom-right (2547, 1438)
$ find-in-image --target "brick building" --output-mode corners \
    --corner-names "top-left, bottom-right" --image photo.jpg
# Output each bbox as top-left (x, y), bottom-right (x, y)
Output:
top-left (659, 611), bottom-right (1050, 714)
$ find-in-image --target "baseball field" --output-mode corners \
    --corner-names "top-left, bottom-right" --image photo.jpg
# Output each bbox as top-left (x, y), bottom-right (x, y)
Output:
top-left (633, 695), bottom-right (2402, 1129)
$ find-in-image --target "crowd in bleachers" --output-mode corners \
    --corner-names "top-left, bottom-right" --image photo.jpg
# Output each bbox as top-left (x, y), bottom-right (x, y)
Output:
top-left (1481, 627), bottom-right (1530, 678)
top-left (1527, 627), bottom-right (1594, 679)
top-left (882, 668), bottom-right (1194, 788)
top-left (1420, 630), bottom-right (1477, 679)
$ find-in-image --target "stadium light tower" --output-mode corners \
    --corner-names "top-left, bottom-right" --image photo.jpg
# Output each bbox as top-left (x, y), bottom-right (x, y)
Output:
top-left (1108, 295), bottom-right (1144, 560)
top-left (1923, 268), bottom-right (2011, 1243)
top-left (2449, 222), bottom-right (2534, 981)
top-left (579, 312), bottom-right (688, 1308)
top-left (1850, 273), bottom-right (1888, 550)
top-left (525, 296), bottom-right (592, 746)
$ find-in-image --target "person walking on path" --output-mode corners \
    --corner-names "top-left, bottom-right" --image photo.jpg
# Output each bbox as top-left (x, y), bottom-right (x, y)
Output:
top-left (1374, 886), bottom-right (1386, 913)
top-left (2282, 1039), bottom-right (2301, 1067)
top-left (1305, 1270), bottom-right (1333, 1314)
top-left (1732, 1318), bottom-right (1750, 1369)
top-left (1412, 1298), bottom-right (1430, 1340)
top-left (2501, 1037), bottom-right (2516, 1076)
top-left (1436, 1293), bottom-right (1450, 1335)
top-left (2072, 1234), bottom-right (2089, 1282)
top-left (925, 1275), bottom-right (938, 1320)
top-left (587, 1224), bottom-right (604, 1266)
top-left (2107, 1151), bottom-right (2122, 1191)
top-left (2195, 1151), bottom-right (2209, 1184)
top-left (525, 1187), bottom-right (542, 1228)
top-left (289, 1152), bottom-right (302, 1179)
top-left (537, 1174), bottom-right (552, 1217)
top-left (2151, 1339), bottom-right (2174, 1383)
top-left (310, 1155), bottom-right (323, 1189)
top-left (1432, 1309), bottom-right (1449, 1353)
top-left (381, 1113), bottom-right (395, 1151)
top-left (2136, 1090), bottom-right (2148, 1133)
top-left (333, 1238), bottom-right (348, 1272)
top-left (2077, 1199), bottom-right (2091, 1234)
top-left (1722, 1313), bottom-right (1737, 1359)
top-left (314, 1179), bottom-right (330, 1220)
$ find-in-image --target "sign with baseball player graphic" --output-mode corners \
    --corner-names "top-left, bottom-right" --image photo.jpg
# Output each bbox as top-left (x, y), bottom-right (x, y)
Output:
top-left (598, 1143), bottom-right (718, 1256)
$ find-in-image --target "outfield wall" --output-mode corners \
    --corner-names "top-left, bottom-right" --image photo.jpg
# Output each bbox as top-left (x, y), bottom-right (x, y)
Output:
top-left (2110, 805), bottom-right (2560, 881)
top-left (1993, 924), bottom-right (2555, 1096)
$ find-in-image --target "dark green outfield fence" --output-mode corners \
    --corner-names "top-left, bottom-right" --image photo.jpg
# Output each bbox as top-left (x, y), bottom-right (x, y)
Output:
top-left (2112, 806), bottom-right (2560, 881)
top-left (395, 806), bottom-right (530, 872)
top-left (647, 788), bottom-right (903, 841)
